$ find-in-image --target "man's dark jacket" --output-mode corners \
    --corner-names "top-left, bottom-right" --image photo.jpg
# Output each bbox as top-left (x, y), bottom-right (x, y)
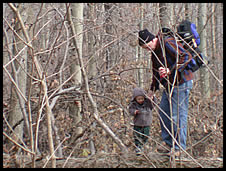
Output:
top-left (150, 32), bottom-right (194, 92)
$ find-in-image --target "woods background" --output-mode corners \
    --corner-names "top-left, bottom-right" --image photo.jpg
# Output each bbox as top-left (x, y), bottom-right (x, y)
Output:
top-left (3, 3), bottom-right (223, 168)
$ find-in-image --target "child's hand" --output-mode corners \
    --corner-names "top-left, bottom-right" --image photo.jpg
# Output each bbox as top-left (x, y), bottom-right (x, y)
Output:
top-left (135, 110), bottom-right (140, 115)
top-left (147, 90), bottom-right (154, 98)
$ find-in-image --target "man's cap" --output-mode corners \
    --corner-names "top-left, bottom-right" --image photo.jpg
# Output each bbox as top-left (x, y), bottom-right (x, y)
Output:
top-left (138, 29), bottom-right (155, 46)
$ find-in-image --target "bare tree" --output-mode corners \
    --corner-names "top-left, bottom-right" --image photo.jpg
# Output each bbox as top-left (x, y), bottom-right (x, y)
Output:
top-left (67, 3), bottom-right (83, 136)
top-left (7, 4), bottom-right (28, 150)
top-left (136, 3), bottom-right (144, 88)
top-left (7, 3), bottom-right (57, 167)
top-left (159, 3), bottom-right (168, 27)
top-left (198, 3), bottom-right (210, 98)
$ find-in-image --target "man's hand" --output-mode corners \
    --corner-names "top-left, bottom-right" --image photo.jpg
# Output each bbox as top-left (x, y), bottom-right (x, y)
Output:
top-left (159, 67), bottom-right (170, 78)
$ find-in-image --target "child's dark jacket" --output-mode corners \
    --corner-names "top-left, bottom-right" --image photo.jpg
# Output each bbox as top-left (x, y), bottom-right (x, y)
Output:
top-left (129, 88), bottom-right (154, 127)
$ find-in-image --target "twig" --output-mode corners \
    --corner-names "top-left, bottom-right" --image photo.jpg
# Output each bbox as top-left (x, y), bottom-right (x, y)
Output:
top-left (3, 131), bottom-right (34, 155)
top-left (43, 134), bottom-right (71, 168)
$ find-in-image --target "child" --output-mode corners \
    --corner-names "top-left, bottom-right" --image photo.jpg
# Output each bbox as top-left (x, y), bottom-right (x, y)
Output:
top-left (129, 87), bottom-right (155, 155)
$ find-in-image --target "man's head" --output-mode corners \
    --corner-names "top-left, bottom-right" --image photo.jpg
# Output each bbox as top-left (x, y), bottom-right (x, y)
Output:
top-left (138, 29), bottom-right (158, 50)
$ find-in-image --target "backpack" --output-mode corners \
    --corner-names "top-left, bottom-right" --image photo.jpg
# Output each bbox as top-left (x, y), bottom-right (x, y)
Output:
top-left (162, 20), bottom-right (208, 73)
top-left (177, 20), bottom-right (200, 47)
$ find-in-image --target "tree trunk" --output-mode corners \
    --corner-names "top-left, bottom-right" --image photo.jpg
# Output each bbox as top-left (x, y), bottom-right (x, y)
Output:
top-left (184, 3), bottom-right (189, 20)
top-left (104, 3), bottom-right (114, 71)
top-left (198, 3), bottom-right (210, 98)
top-left (87, 3), bottom-right (97, 155)
top-left (87, 3), bottom-right (97, 80)
top-left (137, 3), bottom-right (144, 88)
top-left (159, 3), bottom-right (168, 27)
top-left (68, 3), bottom-right (84, 136)
top-left (8, 3), bottom-right (27, 149)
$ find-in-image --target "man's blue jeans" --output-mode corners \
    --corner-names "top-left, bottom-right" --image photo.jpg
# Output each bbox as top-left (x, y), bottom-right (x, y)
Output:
top-left (159, 80), bottom-right (193, 150)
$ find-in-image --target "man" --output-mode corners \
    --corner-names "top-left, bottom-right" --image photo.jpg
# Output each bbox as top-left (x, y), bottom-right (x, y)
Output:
top-left (138, 28), bottom-right (193, 156)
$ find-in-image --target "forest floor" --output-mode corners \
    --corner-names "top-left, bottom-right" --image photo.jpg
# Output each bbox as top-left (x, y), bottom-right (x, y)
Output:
top-left (3, 149), bottom-right (223, 168)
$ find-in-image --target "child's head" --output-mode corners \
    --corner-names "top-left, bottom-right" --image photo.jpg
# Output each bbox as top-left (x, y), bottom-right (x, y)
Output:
top-left (135, 95), bottom-right (145, 104)
top-left (132, 87), bottom-right (146, 104)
